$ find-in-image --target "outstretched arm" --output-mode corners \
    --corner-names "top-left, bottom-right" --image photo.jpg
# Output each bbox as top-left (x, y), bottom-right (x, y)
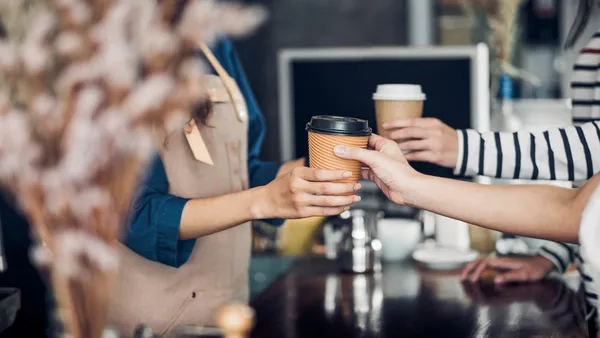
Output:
top-left (126, 155), bottom-right (358, 267)
top-left (404, 174), bottom-right (598, 243)
top-left (334, 134), bottom-right (600, 244)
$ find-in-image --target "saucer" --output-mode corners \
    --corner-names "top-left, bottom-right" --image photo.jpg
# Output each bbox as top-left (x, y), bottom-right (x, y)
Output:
top-left (412, 246), bottom-right (478, 270)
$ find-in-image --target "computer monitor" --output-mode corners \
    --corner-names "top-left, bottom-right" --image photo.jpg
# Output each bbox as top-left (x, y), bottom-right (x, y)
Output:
top-left (278, 44), bottom-right (490, 180)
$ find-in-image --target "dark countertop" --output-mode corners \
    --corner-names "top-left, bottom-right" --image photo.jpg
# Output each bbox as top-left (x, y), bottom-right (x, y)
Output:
top-left (250, 257), bottom-right (589, 338)
top-left (249, 254), bottom-right (296, 301)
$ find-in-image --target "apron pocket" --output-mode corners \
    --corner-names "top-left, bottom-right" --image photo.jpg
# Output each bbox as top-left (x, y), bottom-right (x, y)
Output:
top-left (109, 245), bottom-right (188, 336)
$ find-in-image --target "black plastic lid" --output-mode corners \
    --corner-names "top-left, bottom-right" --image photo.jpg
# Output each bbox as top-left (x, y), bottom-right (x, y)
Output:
top-left (306, 115), bottom-right (372, 136)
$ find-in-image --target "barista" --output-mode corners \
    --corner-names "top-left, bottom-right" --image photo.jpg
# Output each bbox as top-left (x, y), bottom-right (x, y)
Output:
top-left (109, 36), bottom-right (359, 335)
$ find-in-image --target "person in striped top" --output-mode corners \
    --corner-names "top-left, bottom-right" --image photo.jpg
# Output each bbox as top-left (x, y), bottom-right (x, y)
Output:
top-left (380, 0), bottom-right (600, 334)
top-left (334, 135), bottom-right (600, 336)
top-left (384, 116), bottom-right (598, 289)
top-left (332, 134), bottom-right (600, 337)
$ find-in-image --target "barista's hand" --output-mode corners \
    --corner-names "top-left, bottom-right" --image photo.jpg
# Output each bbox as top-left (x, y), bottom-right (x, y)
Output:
top-left (257, 167), bottom-right (360, 219)
top-left (333, 134), bottom-right (419, 205)
top-left (276, 157), bottom-right (307, 178)
top-left (383, 118), bottom-right (459, 168)
top-left (461, 255), bottom-right (555, 284)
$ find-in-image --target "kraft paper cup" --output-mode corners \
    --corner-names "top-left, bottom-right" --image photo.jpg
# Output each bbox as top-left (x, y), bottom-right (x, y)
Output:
top-left (306, 116), bottom-right (372, 184)
top-left (373, 84), bottom-right (426, 138)
top-left (308, 132), bottom-right (369, 183)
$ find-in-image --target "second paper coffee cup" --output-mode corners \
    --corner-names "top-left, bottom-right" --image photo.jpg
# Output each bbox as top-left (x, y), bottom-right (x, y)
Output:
top-left (373, 84), bottom-right (426, 137)
top-left (306, 116), bottom-right (372, 183)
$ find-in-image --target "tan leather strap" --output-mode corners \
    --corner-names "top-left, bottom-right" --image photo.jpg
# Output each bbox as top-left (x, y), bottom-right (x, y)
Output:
top-left (198, 43), bottom-right (248, 122)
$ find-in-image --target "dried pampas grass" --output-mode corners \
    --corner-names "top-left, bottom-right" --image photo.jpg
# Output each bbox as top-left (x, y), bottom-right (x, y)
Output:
top-left (460, 0), bottom-right (540, 87)
top-left (0, 0), bottom-right (266, 337)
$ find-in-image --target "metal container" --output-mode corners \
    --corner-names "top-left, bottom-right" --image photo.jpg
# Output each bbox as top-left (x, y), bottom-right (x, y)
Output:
top-left (324, 209), bottom-right (382, 273)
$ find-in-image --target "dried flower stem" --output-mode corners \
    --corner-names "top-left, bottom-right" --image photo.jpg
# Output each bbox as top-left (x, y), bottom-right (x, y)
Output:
top-left (0, 0), bottom-right (267, 337)
top-left (460, 0), bottom-right (540, 87)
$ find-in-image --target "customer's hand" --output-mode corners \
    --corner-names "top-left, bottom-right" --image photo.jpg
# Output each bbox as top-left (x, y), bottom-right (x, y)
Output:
top-left (461, 255), bottom-right (555, 285)
top-left (382, 118), bottom-right (459, 168)
top-left (257, 167), bottom-right (360, 219)
top-left (333, 134), bottom-right (419, 205)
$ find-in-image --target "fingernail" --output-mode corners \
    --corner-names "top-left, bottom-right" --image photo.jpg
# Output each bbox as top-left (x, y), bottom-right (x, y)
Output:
top-left (354, 196), bottom-right (361, 202)
top-left (382, 123), bottom-right (389, 129)
top-left (494, 278), bottom-right (503, 284)
top-left (344, 206), bottom-right (350, 211)
top-left (354, 183), bottom-right (361, 191)
top-left (342, 171), bottom-right (352, 178)
top-left (334, 145), bottom-right (345, 155)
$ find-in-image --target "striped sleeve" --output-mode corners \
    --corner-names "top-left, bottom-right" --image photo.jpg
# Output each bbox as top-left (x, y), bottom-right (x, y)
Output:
top-left (454, 121), bottom-right (600, 181)
top-left (536, 241), bottom-right (577, 274)
top-left (571, 35), bottom-right (600, 124)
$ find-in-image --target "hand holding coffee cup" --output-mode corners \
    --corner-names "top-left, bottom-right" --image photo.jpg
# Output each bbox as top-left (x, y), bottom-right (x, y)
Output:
top-left (373, 84), bottom-right (426, 146)
top-left (382, 117), bottom-right (459, 168)
top-left (306, 116), bottom-right (372, 184)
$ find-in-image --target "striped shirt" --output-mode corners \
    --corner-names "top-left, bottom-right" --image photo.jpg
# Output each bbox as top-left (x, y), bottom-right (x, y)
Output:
top-left (455, 30), bottom-right (600, 327)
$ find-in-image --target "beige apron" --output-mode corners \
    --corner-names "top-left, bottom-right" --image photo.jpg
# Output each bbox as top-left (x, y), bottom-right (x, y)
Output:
top-left (108, 48), bottom-right (252, 337)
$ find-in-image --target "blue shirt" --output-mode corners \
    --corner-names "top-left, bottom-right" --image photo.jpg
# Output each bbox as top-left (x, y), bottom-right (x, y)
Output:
top-left (124, 38), bottom-right (284, 268)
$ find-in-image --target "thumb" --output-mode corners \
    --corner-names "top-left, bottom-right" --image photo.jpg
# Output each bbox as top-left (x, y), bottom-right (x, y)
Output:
top-left (333, 145), bottom-right (384, 167)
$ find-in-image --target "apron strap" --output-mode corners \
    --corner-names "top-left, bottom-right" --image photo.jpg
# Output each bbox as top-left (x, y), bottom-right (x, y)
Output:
top-left (198, 43), bottom-right (231, 82)
top-left (198, 43), bottom-right (248, 122)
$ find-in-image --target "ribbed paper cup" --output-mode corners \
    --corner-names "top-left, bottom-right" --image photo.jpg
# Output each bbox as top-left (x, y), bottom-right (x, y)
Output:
top-left (306, 116), bottom-right (372, 184)
top-left (308, 132), bottom-right (369, 183)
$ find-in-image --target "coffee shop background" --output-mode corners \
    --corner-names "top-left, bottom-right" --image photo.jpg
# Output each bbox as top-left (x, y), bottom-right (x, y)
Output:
top-left (231, 0), bottom-right (598, 256)
top-left (233, 0), bottom-right (593, 161)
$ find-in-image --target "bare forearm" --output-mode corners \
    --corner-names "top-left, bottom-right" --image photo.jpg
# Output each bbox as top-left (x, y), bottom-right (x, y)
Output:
top-left (333, 134), bottom-right (600, 244)
top-left (405, 175), bottom-right (583, 243)
top-left (179, 187), bottom-right (266, 239)
top-left (178, 164), bottom-right (357, 239)
top-left (179, 158), bottom-right (304, 239)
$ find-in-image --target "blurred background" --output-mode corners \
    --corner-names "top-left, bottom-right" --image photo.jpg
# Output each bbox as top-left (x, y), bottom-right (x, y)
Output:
top-left (0, 1), bottom-right (593, 337)
top-left (234, 0), bottom-right (595, 160)
top-left (238, 0), bottom-right (596, 298)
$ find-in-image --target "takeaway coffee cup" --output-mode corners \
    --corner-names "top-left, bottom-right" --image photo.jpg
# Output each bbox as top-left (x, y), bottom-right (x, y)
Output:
top-left (306, 116), bottom-right (372, 183)
top-left (373, 84), bottom-right (426, 138)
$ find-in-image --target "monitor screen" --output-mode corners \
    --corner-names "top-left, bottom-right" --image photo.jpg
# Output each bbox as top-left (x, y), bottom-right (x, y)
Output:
top-left (279, 46), bottom-right (489, 180)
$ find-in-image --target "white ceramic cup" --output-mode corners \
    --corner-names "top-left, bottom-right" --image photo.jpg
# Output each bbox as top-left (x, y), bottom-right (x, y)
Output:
top-left (377, 218), bottom-right (422, 262)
